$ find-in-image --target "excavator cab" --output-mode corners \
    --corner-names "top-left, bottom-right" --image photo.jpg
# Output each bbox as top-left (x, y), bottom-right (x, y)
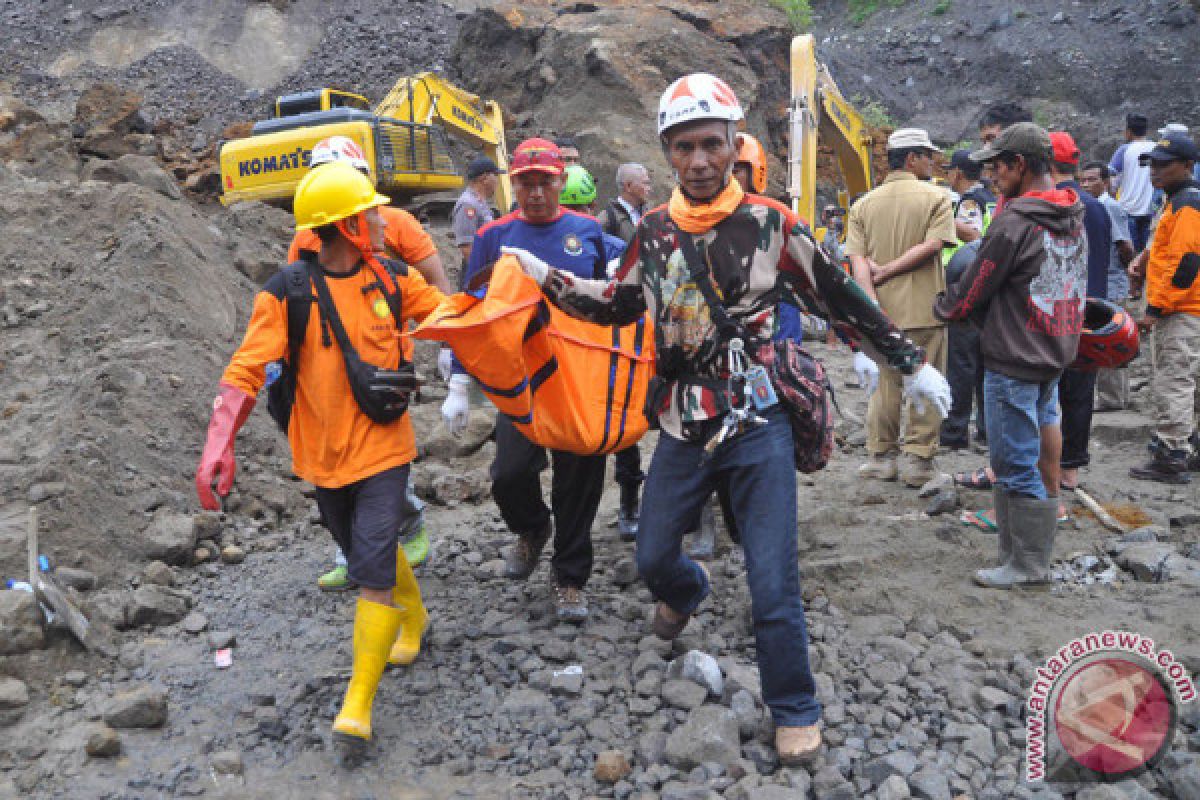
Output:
top-left (275, 89), bottom-right (371, 118)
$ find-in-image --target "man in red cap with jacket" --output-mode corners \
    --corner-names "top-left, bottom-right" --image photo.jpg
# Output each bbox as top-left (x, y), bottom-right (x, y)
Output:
top-left (442, 137), bottom-right (611, 622)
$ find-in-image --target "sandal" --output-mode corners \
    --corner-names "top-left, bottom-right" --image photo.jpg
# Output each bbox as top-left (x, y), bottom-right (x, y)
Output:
top-left (954, 467), bottom-right (993, 491)
top-left (960, 508), bottom-right (997, 532)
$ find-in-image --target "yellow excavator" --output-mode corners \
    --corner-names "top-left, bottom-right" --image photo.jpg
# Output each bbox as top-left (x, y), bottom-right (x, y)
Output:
top-left (786, 34), bottom-right (874, 237)
top-left (218, 73), bottom-right (512, 211)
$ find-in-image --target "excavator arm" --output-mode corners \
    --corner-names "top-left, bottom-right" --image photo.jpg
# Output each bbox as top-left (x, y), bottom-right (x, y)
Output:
top-left (787, 35), bottom-right (873, 228)
top-left (376, 73), bottom-right (512, 211)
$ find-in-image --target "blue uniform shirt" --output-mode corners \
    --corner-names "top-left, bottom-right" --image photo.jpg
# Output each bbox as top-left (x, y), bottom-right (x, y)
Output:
top-left (1058, 180), bottom-right (1110, 300)
top-left (453, 209), bottom-right (608, 374)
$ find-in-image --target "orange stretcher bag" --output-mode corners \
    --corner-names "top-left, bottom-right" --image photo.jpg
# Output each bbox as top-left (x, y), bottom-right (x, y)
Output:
top-left (410, 255), bottom-right (654, 455)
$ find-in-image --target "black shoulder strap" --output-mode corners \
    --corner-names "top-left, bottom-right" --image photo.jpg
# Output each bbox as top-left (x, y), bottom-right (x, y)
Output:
top-left (677, 231), bottom-right (746, 344)
top-left (305, 261), bottom-right (358, 359)
top-left (374, 258), bottom-right (407, 331)
top-left (280, 259), bottom-right (314, 371)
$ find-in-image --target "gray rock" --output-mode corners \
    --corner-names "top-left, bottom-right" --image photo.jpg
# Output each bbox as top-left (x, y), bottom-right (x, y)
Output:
top-left (878, 774), bottom-right (912, 799)
top-left (141, 512), bottom-right (197, 565)
top-left (977, 686), bottom-right (1015, 712)
top-left (63, 670), bottom-right (88, 688)
top-left (0, 590), bottom-right (45, 654)
top-left (862, 750), bottom-right (918, 785)
top-left (141, 561), bottom-right (174, 586)
top-left (126, 585), bottom-right (190, 628)
top-left (612, 557), bottom-right (639, 587)
top-left (665, 705), bottom-right (741, 770)
top-left (1122, 525), bottom-right (1164, 543)
top-left (210, 750), bottom-right (243, 775)
top-left (550, 666), bottom-right (584, 696)
top-left (1165, 761), bottom-right (1200, 800)
top-left (925, 489), bottom-right (959, 516)
top-left (744, 786), bottom-right (798, 800)
top-left (102, 685), bottom-right (168, 728)
top-left (181, 612), bottom-right (208, 634)
top-left (909, 766), bottom-right (952, 800)
top-left (220, 544), bottom-right (246, 565)
top-left (82, 154), bottom-right (182, 199)
top-left (501, 688), bottom-right (555, 717)
top-left (594, 750), bottom-right (631, 783)
top-left (632, 650), bottom-right (666, 678)
top-left (730, 689), bottom-right (761, 740)
top-left (636, 730), bottom-right (668, 766)
top-left (85, 723), bottom-right (121, 757)
top-left (1074, 786), bottom-right (1136, 800)
top-left (661, 679), bottom-right (708, 710)
top-left (671, 650), bottom-right (724, 698)
top-left (867, 660), bottom-right (908, 686)
top-left (0, 678), bottom-right (29, 710)
top-left (918, 472), bottom-right (954, 497)
top-left (1116, 542), bottom-right (1177, 582)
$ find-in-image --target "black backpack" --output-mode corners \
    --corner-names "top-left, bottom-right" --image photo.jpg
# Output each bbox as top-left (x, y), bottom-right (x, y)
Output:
top-left (266, 255), bottom-right (411, 432)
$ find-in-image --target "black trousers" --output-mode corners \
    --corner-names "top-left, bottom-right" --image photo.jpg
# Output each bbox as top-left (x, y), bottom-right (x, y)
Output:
top-left (490, 415), bottom-right (606, 588)
top-left (614, 444), bottom-right (644, 489)
top-left (315, 465), bottom-right (409, 590)
top-left (1059, 368), bottom-right (1097, 470)
top-left (941, 322), bottom-right (987, 447)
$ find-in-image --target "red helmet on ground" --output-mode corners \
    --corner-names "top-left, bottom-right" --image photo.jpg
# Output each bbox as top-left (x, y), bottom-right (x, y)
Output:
top-left (1071, 297), bottom-right (1140, 370)
top-left (735, 133), bottom-right (768, 193)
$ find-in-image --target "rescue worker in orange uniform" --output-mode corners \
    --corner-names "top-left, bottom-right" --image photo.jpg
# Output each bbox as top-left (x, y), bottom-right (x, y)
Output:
top-left (287, 136), bottom-right (447, 589)
top-left (195, 162), bottom-right (448, 766)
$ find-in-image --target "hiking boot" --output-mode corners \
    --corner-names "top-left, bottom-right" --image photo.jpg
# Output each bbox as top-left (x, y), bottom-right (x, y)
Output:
top-left (685, 504), bottom-right (717, 560)
top-left (317, 564), bottom-right (356, 592)
top-left (1129, 447), bottom-right (1192, 485)
top-left (974, 495), bottom-right (1057, 590)
top-left (858, 453), bottom-right (898, 481)
top-left (400, 524), bottom-right (431, 568)
top-left (776, 724), bottom-right (822, 766)
top-left (503, 521), bottom-right (552, 580)
top-left (618, 483), bottom-right (640, 542)
top-left (554, 584), bottom-right (588, 624)
top-left (651, 563), bottom-right (710, 640)
top-left (900, 453), bottom-right (937, 488)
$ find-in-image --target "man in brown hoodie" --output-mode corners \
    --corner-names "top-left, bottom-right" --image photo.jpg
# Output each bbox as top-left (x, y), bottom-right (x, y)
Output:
top-left (934, 123), bottom-right (1088, 589)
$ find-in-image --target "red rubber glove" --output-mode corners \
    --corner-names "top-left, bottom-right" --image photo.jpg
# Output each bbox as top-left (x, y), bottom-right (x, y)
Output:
top-left (195, 384), bottom-right (256, 511)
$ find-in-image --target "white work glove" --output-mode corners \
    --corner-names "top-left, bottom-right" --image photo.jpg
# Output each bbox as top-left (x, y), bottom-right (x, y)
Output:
top-left (903, 363), bottom-right (953, 419)
top-left (606, 257), bottom-right (621, 279)
top-left (440, 374), bottom-right (471, 436)
top-left (500, 246), bottom-right (550, 285)
top-left (437, 347), bottom-right (455, 382)
top-left (852, 351), bottom-right (880, 398)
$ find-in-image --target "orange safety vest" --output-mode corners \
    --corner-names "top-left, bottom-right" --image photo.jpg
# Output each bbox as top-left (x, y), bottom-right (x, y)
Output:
top-left (410, 256), bottom-right (654, 455)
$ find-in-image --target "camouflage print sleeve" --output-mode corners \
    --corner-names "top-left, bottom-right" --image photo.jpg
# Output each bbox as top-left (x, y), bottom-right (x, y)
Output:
top-left (542, 231), bottom-right (647, 326)
top-left (782, 220), bottom-right (924, 373)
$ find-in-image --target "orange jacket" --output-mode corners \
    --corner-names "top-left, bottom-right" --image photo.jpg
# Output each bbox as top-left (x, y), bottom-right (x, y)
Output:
top-left (222, 261), bottom-right (444, 488)
top-left (288, 205), bottom-right (437, 266)
top-left (1146, 184), bottom-right (1200, 317)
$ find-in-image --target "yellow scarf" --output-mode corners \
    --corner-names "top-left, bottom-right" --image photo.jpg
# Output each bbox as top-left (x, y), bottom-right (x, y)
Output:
top-left (668, 179), bottom-right (744, 234)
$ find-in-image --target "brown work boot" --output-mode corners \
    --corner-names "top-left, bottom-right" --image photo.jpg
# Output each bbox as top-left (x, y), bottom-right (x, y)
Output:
top-left (503, 521), bottom-right (551, 580)
top-left (776, 724), bottom-right (822, 766)
top-left (554, 584), bottom-right (588, 624)
top-left (650, 563), bottom-right (710, 640)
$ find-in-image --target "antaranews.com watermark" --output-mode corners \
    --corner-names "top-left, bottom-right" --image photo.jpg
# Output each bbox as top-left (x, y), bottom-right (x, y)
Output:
top-left (1026, 630), bottom-right (1196, 783)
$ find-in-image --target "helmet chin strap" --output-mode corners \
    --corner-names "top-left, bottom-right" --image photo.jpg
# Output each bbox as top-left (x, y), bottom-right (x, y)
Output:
top-left (335, 211), bottom-right (397, 292)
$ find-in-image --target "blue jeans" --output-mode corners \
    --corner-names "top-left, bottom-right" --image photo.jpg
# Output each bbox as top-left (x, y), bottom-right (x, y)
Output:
top-left (984, 370), bottom-right (1061, 499)
top-left (638, 407), bottom-right (820, 727)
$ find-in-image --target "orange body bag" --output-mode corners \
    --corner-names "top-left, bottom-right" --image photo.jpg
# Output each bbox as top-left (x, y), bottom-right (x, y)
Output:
top-left (410, 256), bottom-right (655, 454)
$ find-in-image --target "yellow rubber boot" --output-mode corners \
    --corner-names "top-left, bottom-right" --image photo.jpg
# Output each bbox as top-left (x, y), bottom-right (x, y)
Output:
top-left (388, 547), bottom-right (430, 666)
top-left (333, 598), bottom-right (403, 750)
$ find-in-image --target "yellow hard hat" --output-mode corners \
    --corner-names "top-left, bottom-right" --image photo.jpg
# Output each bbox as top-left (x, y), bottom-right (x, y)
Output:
top-left (293, 161), bottom-right (389, 230)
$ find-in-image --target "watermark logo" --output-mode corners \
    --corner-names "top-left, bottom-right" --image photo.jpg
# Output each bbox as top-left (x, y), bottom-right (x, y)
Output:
top-left (1026, 631), bottom-right (1195, 784)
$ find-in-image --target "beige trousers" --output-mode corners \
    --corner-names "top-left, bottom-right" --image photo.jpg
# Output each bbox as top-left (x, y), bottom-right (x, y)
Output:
top-left (1150, 312), bottom-right (1200, 451)
top-left (867, 326), bottom-right (947, 459)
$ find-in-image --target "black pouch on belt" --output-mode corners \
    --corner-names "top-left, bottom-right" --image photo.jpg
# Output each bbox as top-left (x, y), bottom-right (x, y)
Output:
top-left (307, 260), bottom-right (417, 424)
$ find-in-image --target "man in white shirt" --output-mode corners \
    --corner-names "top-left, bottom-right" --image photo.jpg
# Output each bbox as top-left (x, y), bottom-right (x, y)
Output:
top-left (1109, 113), bottom-right (1157, 250)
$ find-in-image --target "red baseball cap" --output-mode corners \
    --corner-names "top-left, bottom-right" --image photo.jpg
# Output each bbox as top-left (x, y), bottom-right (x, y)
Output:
top-left (509, 138), bottom-right (565, 176)
top-left (1050, 131), bottom-right (1080, 166)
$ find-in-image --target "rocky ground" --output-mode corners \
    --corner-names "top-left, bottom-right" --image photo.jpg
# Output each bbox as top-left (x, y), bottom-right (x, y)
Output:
top-left (1, 1), bottom-right (1199, 798)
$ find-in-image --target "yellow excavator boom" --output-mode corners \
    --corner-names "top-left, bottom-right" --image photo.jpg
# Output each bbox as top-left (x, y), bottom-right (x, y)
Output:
top-left (376, 73), bottom-right (512, 211)
top-left (787, 35), bottom-right (874, 229)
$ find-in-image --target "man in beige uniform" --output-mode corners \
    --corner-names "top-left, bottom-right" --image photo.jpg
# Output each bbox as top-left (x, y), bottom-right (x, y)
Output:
top-left (846, 128), bottom-right (957, 487)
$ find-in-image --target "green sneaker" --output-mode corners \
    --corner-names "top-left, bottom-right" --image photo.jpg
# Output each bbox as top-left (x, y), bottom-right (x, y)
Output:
top-left (401, 525), bottom-right (431, 568)
top-left (317, 564), bottom-right (355, 592)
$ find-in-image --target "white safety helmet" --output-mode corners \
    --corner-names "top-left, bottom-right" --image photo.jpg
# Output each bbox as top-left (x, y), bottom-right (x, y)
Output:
top-left (657, 73), bottom-right (744, 137)
top-left (310, 135), bottom-right (370, 172)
